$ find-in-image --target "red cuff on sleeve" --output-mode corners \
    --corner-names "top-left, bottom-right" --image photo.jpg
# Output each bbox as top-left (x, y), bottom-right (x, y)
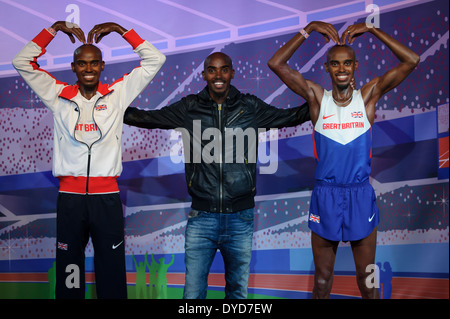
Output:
top-left (122, 29), bottom-right (145, 50)
top-left (32, 29), bottom-right (54, 49)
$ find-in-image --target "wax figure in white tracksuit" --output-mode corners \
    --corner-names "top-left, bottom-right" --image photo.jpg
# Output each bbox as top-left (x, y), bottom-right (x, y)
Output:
top-left (12, 21), bottom-right (165, 299)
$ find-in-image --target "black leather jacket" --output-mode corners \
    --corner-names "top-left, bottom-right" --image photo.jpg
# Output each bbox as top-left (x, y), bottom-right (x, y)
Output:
top-left (124, 85), bottom-right (310, 213)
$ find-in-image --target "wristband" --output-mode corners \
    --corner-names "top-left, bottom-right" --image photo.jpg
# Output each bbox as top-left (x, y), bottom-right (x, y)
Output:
top-left (299, 28), bottom-right (309, 39)
top-left (47, 27), bottom-right (57, 37)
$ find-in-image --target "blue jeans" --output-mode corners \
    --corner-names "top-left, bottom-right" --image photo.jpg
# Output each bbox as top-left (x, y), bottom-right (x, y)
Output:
top-left (183, 208), bottom-right (254, 299)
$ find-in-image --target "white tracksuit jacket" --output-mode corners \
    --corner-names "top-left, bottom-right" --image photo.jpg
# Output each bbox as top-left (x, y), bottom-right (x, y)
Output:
top-left (12, 28), bottom-right (166, 194)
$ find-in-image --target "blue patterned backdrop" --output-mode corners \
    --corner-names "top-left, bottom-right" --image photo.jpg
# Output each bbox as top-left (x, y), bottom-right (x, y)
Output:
top-left (0, 0), bottom-right (448, 299)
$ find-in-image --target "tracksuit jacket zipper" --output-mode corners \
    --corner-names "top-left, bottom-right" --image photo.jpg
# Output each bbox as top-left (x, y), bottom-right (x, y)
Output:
top-left (72, 97), bottom-right (103, 194)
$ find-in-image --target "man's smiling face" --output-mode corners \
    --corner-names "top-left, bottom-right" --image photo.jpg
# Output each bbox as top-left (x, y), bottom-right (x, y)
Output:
top-left (325, 45), bottom-right (358, 90)
top-left (202, 52), bottom-right (235, 103)
top-left (71, 44), bottom-right (105, 90)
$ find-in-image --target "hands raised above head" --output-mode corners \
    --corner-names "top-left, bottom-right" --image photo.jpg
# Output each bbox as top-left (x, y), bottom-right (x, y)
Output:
top-left (305, 21), bottom-right (373, 45)
top-left (341, 23), bottom-right (372, 45)
top-left (305, 21), bottom-right (341, 44)
top-left (87, 22), bottom-right (127, 44)
top-left (50, 21), bottom-right (127, 44)
top-left (51, 21), bottom-right (86, 44)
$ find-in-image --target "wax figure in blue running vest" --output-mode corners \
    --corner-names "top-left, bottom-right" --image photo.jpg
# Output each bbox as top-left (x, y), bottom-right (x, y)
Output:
top-left (13, 21), bottom-right (165, 299)
top-left (268, 21), bottom-right (419, 299)
top-left (124, 51), bottom-right (311, 299)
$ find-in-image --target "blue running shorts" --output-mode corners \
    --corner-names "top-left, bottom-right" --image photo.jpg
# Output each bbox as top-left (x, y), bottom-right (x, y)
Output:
top-left (308, 180), bottom-right (379, 241)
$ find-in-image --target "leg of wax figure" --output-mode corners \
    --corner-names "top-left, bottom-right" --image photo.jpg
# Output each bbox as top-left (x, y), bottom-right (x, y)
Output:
top-left (55, 193), bottom-right (126, 299)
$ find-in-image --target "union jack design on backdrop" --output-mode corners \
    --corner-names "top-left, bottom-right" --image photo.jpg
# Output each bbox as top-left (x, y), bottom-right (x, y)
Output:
top-left (351, 111), bottom-right (363, 118)
top-left (309, 214), bottom-right (320, 223)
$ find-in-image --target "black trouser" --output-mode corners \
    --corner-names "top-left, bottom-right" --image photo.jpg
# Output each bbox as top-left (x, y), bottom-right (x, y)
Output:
top-left (55, 192), bottom-right (127, 299)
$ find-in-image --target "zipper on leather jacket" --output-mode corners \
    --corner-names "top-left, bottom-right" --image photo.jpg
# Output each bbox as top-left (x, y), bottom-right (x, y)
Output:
top-left (244, 156), bottom-right (256, 191)
top-left (188, 164), bottom-right (196, 187)
top-left (218, 103), bottom-right (223, 212)
top-left (226, 108), bottom-right (245, 126)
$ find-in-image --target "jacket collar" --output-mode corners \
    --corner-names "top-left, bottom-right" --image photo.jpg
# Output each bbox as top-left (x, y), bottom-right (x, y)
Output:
top-left (199, 85), bottom-right (240, 104)
top-left (59, 82), bottom-right (113, 100)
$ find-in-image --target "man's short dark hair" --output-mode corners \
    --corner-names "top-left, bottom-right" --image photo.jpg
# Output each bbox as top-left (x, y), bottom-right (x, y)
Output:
top-left (326, 44), bottom-right (355, 63)
top-left (73, 44), bottom-right (103, 62)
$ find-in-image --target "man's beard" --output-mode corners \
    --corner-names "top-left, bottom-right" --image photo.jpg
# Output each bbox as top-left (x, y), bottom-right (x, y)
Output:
top-left (336, 83), bottom-right (350, 91)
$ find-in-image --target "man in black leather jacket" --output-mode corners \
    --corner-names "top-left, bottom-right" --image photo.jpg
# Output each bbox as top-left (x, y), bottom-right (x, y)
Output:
top-left (124, 52), bottom-right (310, 299)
